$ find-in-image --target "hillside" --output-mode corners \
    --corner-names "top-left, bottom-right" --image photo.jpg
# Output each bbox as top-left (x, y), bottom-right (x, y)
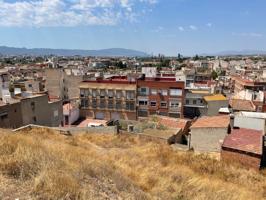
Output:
top-left (0, 128), bottom-right (266, 200)
top-left (0, 46), bottom-right (149, 57)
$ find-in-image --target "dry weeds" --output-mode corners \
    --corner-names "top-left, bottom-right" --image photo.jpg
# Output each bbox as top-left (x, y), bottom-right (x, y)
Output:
top-left (0, 128), bottom-right (265, 200)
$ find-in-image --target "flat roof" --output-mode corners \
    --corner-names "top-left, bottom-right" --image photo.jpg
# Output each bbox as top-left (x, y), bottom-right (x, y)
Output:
top-left (236, 111), bottom-right (266, 119)
top-left (204, 94), bottom-right (227, 101)
top-left (79, 82), bottom-right (136, 90)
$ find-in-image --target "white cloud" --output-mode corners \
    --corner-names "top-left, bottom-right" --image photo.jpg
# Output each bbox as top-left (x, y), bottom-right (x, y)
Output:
top-left (206, 23), bottom-right (212, 27)
top-left (178, 26), bottom-right (184, 31)
top-left (189, 25), bottom-right (197, 31)
top-left (0, 0), bottom-right (157, 27)
top-left (232, 32), bottom-right (263, 37)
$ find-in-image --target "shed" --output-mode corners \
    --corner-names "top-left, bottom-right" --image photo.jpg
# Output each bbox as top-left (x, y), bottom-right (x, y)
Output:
top-left (221, 128), bottom-right (263, 170)
top-left (190, 115), bottom-right (230, 152)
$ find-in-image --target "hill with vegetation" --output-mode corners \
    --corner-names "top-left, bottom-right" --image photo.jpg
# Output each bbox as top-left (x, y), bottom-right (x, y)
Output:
top-left (0, 128), bottom-right (265, 200)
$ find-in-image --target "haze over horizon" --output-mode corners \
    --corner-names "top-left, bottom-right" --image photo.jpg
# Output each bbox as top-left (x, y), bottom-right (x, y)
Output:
top-left (0, 0), bottom-right (265, 56)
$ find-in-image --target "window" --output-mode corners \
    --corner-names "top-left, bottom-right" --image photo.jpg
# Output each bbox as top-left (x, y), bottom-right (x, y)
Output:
top-left (126, 91), bottom-right (135, 100)
top-left (140, 88), bottom-right (147, 93)
top-left (80, 89), bottom-right (85, 97)
top-left (92, 89), bottom-right (97, 97)
top-left (169, 102), bottom-right (180, 108)
top-left (126, 102), bottom-right (135, 110)
top-left (116, 90), bottom-right (122, 99)
top-left (170, 89), bottom-right (182, 96)
top-left (99, 100), bottom-right (106, 108)
top-left (186, 99), bottom-right (189, 104)
top-left (108, 100), bottom-right (114, 109)
top-left (161, 89), bottom-right (168, 96)
top-left (85, 99), bottom-right (89, 107)
top-left (159, 112), bottom-right (168, 116)
top-left (31, 102), bottom-right (35, 111)
top-left (0, 113), bottom-right (8, 120)
top-left (108, 90), bottom-right (114, 99)
top-left (193, 100), bottom-right (197, 105)
top-left (160, 101), bottom-right (167, 108)
top-left (28, 84), bottom-right (32, 88)
top-left (150, 101), bottom-right (157, 107)
top-left (151, 89), bottom-right (157, 95)
top-left (84, 89), bottom-right (89, 97)
top-left (92, 99), bottom-right (97, 108)
top-left (139, 100), bottom-right (148, 106)
top-left (33, 116), bottom-right (37, 123)
top-left (139, 87), bottom-right (148, 95)
top-left (116, 101), bottom-right (122, 110)
top-left (100, 90), bottom-right (106, 98)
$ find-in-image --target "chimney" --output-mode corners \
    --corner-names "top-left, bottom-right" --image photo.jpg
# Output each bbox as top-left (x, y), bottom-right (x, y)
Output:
top-left (229, 114), bottom-right (235, 131)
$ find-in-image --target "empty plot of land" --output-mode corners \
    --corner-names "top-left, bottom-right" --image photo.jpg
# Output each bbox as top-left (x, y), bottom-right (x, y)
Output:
top-left (0, 128), bottom-right (265, 200)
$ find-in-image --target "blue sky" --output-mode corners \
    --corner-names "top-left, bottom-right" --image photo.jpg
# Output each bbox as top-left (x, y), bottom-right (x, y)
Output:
top-left (0, 0), bottom-right (265, 56)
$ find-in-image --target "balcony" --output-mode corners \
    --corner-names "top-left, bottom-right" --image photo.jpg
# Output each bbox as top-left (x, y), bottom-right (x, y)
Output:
top-left (137, 92), bottom-right (148, 96)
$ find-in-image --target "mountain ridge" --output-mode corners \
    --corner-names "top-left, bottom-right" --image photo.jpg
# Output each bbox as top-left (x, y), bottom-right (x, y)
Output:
top-left (0, 46), bottom-right (149, 57)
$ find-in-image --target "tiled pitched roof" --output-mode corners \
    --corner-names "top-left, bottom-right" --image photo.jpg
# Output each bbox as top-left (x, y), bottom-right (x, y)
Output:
top-left (229, 99), bottom-right (256, 112)
top-left (191, 115), bottom-right (230, 128)
top-left (222, 128), bottom-right (263, 155)
top-left (157, 116), bottom-right (189, 129)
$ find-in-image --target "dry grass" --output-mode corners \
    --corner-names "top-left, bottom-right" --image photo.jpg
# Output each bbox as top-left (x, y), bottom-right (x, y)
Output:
top-left (0, 128), bottom-right (265, 200)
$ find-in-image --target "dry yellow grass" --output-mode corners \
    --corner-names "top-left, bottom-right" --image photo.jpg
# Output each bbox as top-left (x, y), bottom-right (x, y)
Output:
top-left (0, 128), bottom-right (265, 200)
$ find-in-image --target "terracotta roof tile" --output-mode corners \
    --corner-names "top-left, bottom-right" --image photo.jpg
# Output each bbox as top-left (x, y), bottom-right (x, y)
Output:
top-left (229, 99), bottom-right (256, 112)
top-left (191, 115), bottom-right (230, 128)
top-left (222, 128), bottom-right (263, 155)
top-left (157, 116), bottom-right (189, 129)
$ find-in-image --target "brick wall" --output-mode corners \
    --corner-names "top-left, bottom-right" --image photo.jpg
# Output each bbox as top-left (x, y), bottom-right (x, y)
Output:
top-left (221, 148), bottom-right (261, 170)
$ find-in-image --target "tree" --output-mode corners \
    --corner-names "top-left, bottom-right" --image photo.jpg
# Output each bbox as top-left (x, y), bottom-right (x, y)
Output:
top-left (116, 61), bottom-right (126, 69)
top-left (211, 71), bottom-right (218, 80)
top-left (193, 54), bottom-right (199, 61)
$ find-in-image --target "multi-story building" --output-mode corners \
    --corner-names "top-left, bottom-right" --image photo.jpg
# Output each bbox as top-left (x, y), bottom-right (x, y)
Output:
top-left (0, 93), bottom-right (63, 128)
top-left (231, 75), bottom-right (266, 93)
top-left (79, 76), bottom-right (137, 120)
top-left (137, 76), bottom-right (185, 118)
top-left (45, 68), bottom-right (83, 101)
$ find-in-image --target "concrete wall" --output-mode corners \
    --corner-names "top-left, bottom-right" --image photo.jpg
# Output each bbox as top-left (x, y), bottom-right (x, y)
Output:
top-left (21, 95), bottom-right (63, 127)
top-left (64, 75), bottom-right (83, 100)
top-left (48, 100), bottom-right (63, 127)
top-left (190, 127), bottom-right (228, 152)
top-left (61, 126), bottom-right (116, 134)
top-left (234, 116), bottom-right (265, 132)
top-left (45, 68), bottom-right (64, 99)
top-left (221, 148), bottom-right (261, 170)
top-left (45, 68), bottom-right (83, 100)
top-left (0, 102), bottom-right (23, 128)
top-left (207, 100), bottom-right (229, 116)
top-left (64, 108), bottom-right (79, 125)
top-left (13, 124), bottom-right (117, 135)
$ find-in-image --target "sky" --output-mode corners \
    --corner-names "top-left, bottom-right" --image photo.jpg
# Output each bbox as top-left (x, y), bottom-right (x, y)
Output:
top-left (0, 0), bottom-right (266, 56)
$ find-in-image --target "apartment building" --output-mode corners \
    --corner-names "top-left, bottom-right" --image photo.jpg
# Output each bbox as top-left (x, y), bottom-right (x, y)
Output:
top-left (137, 76), bottom-right (185, 118)
top-left (0, 93), bottom-right (63, 128)
top-left (79, 76), bottom-right (137, 120)
top-left (231, 75), bottom-right (266, 93)
top-left (45, 68), bottom-right (83, 101)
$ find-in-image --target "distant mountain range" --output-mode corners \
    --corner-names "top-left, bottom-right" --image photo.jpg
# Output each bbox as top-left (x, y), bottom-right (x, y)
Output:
top-left (0, 46), bottom-right (149, 57)
top-left (203, 50), bottom-right (266, 56)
